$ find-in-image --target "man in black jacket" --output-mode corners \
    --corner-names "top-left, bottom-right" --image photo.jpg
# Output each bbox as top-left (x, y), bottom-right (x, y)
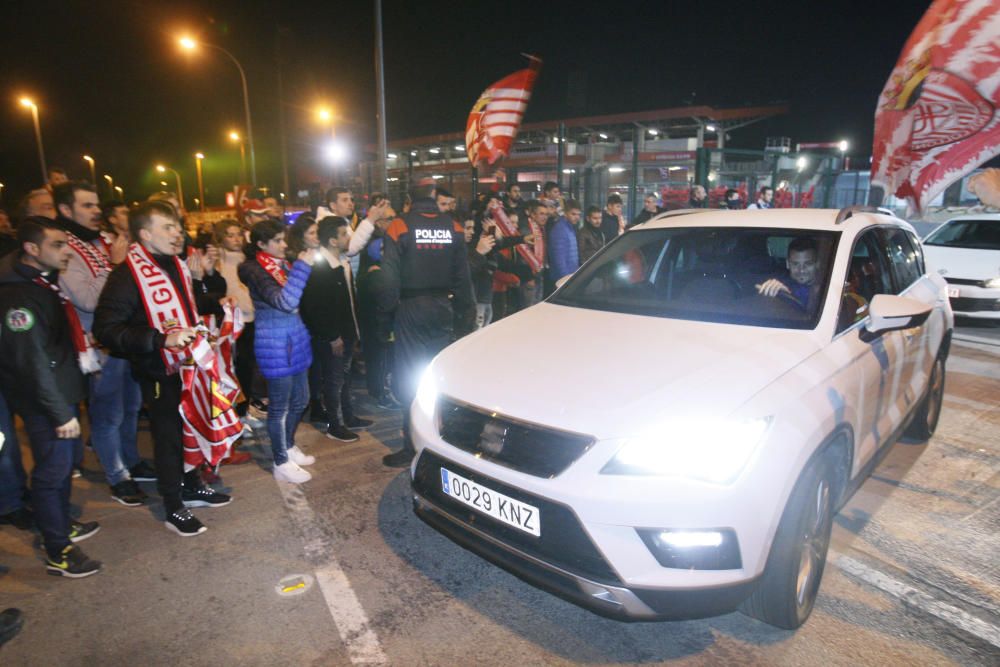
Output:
top-left (377, 184), bottom-right (474, 467)
top-left (301, 217), bottom-right (373, 443)
top-left (0, 218), bottom-right (101, 577)
top-left (93, 202), bottom-right (231, 538)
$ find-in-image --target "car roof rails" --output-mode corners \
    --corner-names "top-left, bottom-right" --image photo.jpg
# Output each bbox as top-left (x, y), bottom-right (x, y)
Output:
top-left (834, 205), bottom-right (899, 224)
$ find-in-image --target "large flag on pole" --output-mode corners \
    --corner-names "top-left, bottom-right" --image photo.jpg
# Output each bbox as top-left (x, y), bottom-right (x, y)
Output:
top-left (466, 55), bottom-right (542, 167)
top-left (871, 0), bottom-right (1000, 214)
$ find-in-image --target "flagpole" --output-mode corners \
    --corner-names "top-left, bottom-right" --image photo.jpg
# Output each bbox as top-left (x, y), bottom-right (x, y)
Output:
top-left (374, 0), bottom-right (388, 192)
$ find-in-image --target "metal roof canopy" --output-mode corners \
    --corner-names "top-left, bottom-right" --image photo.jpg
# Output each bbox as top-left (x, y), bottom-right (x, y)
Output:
top-left (370, 104), bottom-right (789, 153)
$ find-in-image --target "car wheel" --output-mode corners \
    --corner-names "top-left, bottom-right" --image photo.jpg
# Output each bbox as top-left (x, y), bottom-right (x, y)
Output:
top-left (904, 354), bottom-right (945, 442)
top-left (741, 454), bottom-right (835, 629)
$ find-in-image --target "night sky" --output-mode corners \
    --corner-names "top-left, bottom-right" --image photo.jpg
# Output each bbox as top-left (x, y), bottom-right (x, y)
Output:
top-left (0, 0), bottom-right (930, 207)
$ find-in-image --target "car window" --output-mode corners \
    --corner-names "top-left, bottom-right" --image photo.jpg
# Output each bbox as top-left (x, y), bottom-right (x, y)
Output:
top-left (905, 230), bottom-right (926, 275)
top-left (836, 229), bottom-right (894, 334)
top-left (883, 227), bottom-right (924, 292)
top-left (924, 219), bottom-right (1000, 249)
top-left (551, 227), bottom-right (840, 330)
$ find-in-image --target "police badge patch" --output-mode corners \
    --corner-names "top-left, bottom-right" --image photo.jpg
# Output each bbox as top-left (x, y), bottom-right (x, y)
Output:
top-left (5, 308), bottom-right (35, 332)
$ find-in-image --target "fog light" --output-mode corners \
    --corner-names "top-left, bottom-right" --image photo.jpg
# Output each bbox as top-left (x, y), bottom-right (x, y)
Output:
top-left (637, 528), bottom-right (742, 570)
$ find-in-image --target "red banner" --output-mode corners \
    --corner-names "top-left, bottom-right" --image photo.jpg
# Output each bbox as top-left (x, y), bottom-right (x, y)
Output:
top-left (466, 56), bottom-right (542, 167)
top-left (871, 0), bottom-right (1000, 214)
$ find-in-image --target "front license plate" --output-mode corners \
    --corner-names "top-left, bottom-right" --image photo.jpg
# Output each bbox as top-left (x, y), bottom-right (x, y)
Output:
top-left (440, 467), bottom-right (541, 537)
top-left (948, 286), bottom-right (961, 298)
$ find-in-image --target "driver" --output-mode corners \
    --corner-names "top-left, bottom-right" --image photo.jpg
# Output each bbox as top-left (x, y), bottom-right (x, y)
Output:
top-left (756, 236), bottom-right (820, 309)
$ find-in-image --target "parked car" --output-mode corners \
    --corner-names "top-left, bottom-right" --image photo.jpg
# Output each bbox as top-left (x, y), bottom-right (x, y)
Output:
top-left (922, 213), bottom-right (1000, 319)
top-left (409, 206), bottom-right (953, 629)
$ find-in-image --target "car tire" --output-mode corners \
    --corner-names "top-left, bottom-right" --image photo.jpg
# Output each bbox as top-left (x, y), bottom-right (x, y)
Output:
top-left (903, 353), bottom-right (945, 442)
top-left (740, 453), bottom-right (835, 629)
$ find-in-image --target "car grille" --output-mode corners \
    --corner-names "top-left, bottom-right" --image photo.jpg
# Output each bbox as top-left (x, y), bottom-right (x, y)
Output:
top-left (950, 297), bottom-right (1000, 312)
top-left (413, 450), bottom-right (621, 584)
top-left (437, 398), bottom-right (595, 478)
top-left (943, 277), bottom-right (988, 288)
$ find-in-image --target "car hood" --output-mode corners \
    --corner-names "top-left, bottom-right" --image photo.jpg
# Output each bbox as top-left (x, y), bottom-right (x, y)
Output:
top-left (433, 303), bottom-right (820, 440)
top-left (923, 245), bottom-right (1000, 280)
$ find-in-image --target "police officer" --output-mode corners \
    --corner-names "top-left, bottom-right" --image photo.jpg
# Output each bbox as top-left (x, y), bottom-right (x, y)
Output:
top-left (378, 183), bottom-right (474, 467)
top-left (0, 217), bottom-right (101, 577)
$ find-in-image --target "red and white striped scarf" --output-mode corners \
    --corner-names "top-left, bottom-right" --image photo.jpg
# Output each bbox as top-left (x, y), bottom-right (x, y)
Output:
top-left (124, 243), bottom-right (200, 375)
top-left (488, 203), bottom-right (543, 274)
top-left (66, 233), bottom-right (112, 276)
top-left (256, 252), bottom-right (289, 286)
top-left (30, 273), bottom-right (102, 374)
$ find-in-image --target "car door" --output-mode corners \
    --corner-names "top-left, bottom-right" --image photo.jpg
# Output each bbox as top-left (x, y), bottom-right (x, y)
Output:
top-left (834, 228), bottom-right (905, 469)
top-left (881, 226), bottom-right (935, 409)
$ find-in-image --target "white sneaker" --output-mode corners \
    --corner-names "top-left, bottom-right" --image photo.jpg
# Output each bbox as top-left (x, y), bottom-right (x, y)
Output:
top-left (287, 446), bottom-right (315, 467)
top-left (273, 460), bottom-right (312, 484)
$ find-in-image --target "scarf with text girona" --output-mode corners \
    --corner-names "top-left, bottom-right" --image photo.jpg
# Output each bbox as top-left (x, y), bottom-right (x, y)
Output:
top-left (256, 252), bottom-right (289, 286)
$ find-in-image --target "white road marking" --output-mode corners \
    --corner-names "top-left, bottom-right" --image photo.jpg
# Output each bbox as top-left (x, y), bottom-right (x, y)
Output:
top-left (275, 481), bottom-right (388, 665)
top-left (833, 553), bottom-right (1000, 649)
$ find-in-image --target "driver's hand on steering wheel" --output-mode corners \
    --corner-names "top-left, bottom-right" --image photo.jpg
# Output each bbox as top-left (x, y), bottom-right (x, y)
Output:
top-left (755, 278), bottom-right (790, 298)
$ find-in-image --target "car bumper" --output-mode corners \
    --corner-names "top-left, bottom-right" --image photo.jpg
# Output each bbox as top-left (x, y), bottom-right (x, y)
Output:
top-left (412, 488), bottom-right (758, 621)
top-left (947, 286), bottom-right (1000, 318)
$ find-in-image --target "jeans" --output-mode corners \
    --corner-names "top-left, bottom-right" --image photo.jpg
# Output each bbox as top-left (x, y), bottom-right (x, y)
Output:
top-left (314, 338), bottom-right (355, 425)
top-left (266, 371), bottom-right (309, 466)
top-left (22, 407), bottom-right (80, 558)
top-left (88, 356), bottom-right (142, 486)
top-left (395, 295), bottom-right (453, 453)
top-left (0, 389), bottom-right (27, 515)
top-left (475, 303), bottom-right (493, 330)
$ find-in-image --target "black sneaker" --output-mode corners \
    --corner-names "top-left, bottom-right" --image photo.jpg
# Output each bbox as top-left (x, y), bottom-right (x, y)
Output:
top-left (110, 480), bottom-right (147, 507)
top-left (324, 423), bottom-right (360, 443)
top-left (382, 449), bottom-right (414, 468)
top-left (129, 461), bottom-right (157, 482)
top-left (164, 508), bottom-right (207, 537)
top-left (344, 415), bottom-right (374, 430)
top-left (376, 395), bottom-right (402, 410)
top-left (46, 545), bottom-right (101, 578)
top-left (248, 399), bottom-right (269, 420)
top-left (68, 521), bottom-right (100, 543)
top-left (181, 486), bottom-right (232, 508)
top-left (0, 607), bottom-right (24, 646)
top-left (0, 507), bottom-right (34, 531)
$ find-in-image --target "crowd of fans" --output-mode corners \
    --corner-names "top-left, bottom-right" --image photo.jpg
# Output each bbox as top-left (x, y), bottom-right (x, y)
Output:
top-left (0, 166), bottom-right (775, 580)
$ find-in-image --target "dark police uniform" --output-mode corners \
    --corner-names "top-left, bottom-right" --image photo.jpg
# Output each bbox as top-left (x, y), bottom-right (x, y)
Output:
top-left (378, 197), bottom-right (474, 464)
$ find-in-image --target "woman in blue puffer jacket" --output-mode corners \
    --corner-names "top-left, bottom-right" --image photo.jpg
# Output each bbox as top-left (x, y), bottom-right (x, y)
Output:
top-left (238, 219), bottom-right (317, 484)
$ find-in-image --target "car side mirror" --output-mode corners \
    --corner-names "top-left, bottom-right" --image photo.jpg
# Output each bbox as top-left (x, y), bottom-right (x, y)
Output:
top-left (862, 294), bottom-right (931, 340)
top-left (554, 274), bottom-right (572, 290)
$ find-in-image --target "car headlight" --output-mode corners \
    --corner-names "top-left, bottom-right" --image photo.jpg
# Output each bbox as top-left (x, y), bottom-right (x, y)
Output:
top-left (985, 277), bottom-right (1000, 289)
top-left (602, 417), bottom-right (771, 484)
top-left (415, 364), bottom-right (439, 421)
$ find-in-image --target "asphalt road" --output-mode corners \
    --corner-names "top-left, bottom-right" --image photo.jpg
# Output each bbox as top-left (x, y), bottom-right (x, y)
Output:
top-left (1, 339), bottom-right (998, 666)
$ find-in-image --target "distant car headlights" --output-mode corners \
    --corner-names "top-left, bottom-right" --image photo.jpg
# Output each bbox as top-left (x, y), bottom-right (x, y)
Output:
top-left (602, 417), bottom-right (771, 484)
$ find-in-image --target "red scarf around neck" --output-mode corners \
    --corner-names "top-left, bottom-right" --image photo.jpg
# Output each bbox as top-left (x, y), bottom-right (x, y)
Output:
top-left (256, 252), bottom-right (289, 286)
top-left (31, 273), bottom-right (101, 374)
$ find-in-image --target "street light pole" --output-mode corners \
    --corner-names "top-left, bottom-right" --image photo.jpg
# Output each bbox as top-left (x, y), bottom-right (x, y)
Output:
top-left (374, 0), bottom-right (388, 191)
top-left (229, 131), bottom-right (247, 184)
top-left (83, 155), bottom-right (97, 187)
top-left (103, 174), bottom-right (114, 199)
top-left (195, 153), bottom-right (206, 211)
top-left (156, 165), bottom-right (185, 210)
top-left (19, 99), bottom-right (47, 183)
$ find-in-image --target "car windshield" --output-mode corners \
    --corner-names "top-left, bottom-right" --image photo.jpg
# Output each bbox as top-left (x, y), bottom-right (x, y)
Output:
top-left (924, 220), bottom-right (1000, 250)
top-left (550, 227), bottom-right (840, 329)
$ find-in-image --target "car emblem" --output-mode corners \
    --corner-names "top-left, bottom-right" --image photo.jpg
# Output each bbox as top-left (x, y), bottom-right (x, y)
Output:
top-left (479, 420), bottom-right (509, 456)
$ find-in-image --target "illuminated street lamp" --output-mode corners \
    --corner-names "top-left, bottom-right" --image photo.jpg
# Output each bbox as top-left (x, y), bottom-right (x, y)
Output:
top-left (114, 185), bottom-right (124, 199)
top-left (179, 36), bottom-right (257, 186)
top-left (228, 130), bottom-right (247, 184)
top-left (156, 164), bottom-right (185, 208)
top-left (103, 174), bottom-right (114, 198)
top-left (838, 140), bottom-right (850, 170)
top-left (194, 152), bottom-right (206, 211)
top-left (19, 97), bottom-right (47, 183)
top-left (83, 155), bottom-right (97, 186)
top-left (796, 156), bottom-right (808, 172)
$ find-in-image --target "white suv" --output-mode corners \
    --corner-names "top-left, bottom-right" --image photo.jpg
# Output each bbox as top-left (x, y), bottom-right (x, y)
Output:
top-left (408, 206), bottom-right (953, 629)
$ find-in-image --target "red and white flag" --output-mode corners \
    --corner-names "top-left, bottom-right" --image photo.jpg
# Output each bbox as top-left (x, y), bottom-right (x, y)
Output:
top-left (179, 303), bottom-right (245, 472)
top-left (871, 0), bottom-right (1000, 214)
top-left (466, 55), bottom-right (542, 167)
